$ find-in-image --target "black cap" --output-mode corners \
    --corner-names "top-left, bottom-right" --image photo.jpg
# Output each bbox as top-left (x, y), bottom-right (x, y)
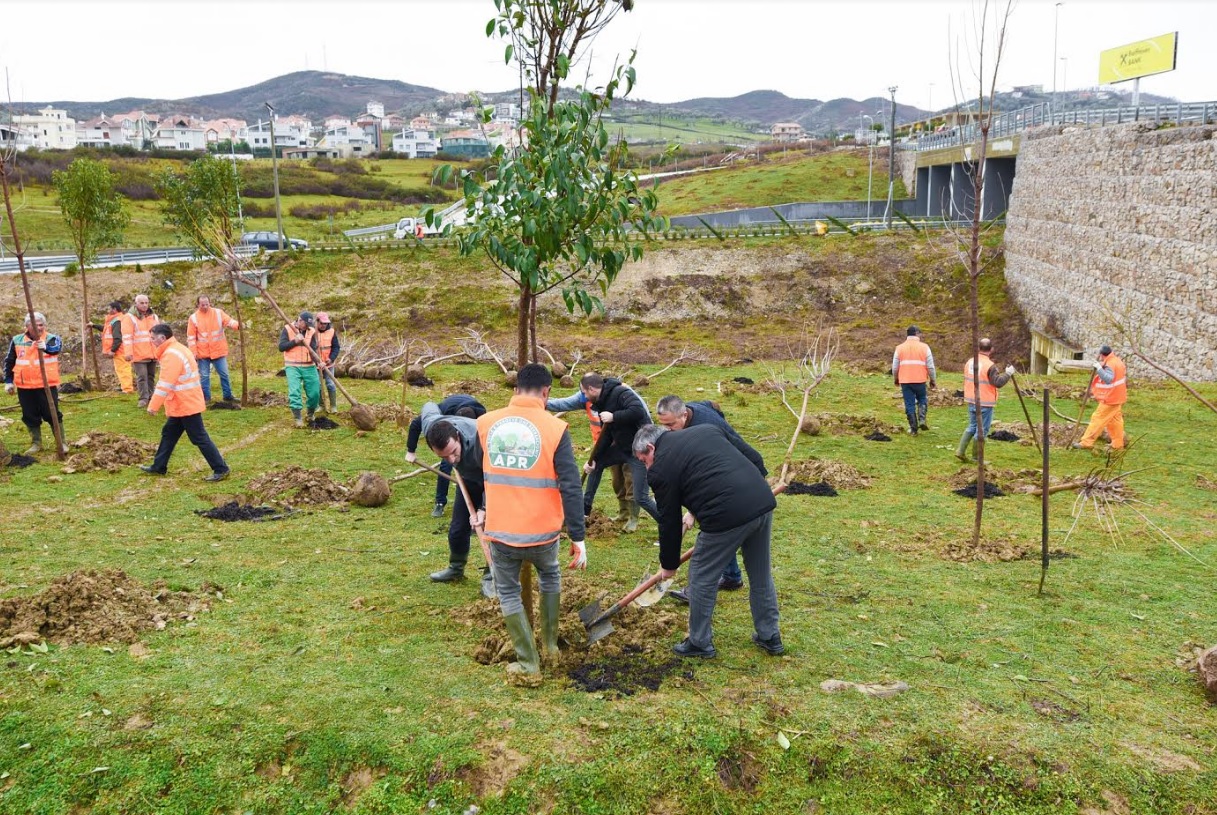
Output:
top-left (1099, 345), bottom-right (1112, 357)
top-left (299, 311), bottom-right (314, 326)
top-left (907, 325), bottom-right (921, 336)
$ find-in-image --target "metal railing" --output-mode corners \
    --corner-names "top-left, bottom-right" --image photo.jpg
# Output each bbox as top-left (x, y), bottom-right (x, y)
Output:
top-left (911, 100), bottom-right (1217, 152)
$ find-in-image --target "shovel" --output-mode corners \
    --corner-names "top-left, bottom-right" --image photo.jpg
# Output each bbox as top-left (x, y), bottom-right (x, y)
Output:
top-left (580, 546), bottom-right (695, 645)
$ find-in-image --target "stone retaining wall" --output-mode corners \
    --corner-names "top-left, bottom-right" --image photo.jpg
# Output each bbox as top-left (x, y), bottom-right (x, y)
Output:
top-left (1004, 122), bottom-right (1217, 380)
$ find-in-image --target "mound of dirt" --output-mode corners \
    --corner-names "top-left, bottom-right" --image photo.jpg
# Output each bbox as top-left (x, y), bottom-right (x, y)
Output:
top-left (784, 458), bottom-right (873, 489)
top-left (349, 472), bottom-right (390, 507)
top-left (308, 416), bottom-right (340, 430)
top-left (245, 388), bottom-right (289, 407)
top-left (865, 431), bottom-right (892, 442)
top-left (943, 537), bottom-right (1077, 564)
top-left (61, 432), bottom-right (157, 473)
top-left (208, 399), bottom-right (242, 410)
top-left (785, 481), bottom-right (838, 496)
top-left (953, 482), bottom-right (1005, 498)
top-left (195, 502), bottom-right (285, 522)
top-left (945, 466), bottom-right (1046, 494)
top-left (354, 403), bottom-right (403, 425)
top-left (247, 466), bottom-right (349, 506)
top-left (927, 389), bottom-right (965, 407)
top-left (7, 453), bottom-right (36, 468)
top-left (812, 413), bottom-right (900, 437)
top-left (988, 429), bottom-right (1021, 442)
top-left (0, 569), bottom-right (215, 647)
top-left (582, 511), bottom-right (625, 537)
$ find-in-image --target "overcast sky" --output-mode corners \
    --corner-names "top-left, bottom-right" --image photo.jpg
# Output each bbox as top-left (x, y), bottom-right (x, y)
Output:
top-left (3, 0), bottom-right (1213, 112)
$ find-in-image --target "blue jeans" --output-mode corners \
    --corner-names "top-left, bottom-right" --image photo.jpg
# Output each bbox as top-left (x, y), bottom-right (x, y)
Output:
top-left (490, 541), bottom-right (561, 617)
top-left (965, 404), bottom-right (994, 438)
top-left (901, 382), bottom-right (928, 427)
top-left (197, 356), bottom-right (233, 402)
top-left (626, 456), bottom-right (660, 521)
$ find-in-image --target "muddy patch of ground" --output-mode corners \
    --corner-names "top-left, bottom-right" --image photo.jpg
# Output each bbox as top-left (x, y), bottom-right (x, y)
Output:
top-left (927, 388), bottom-right (966, 407)
top-left (444, 379), bottom-right (503, 397)
top-left (582, 511), bottom-right (625, 538)
top-left (61, 432), bottom-right (157, 473)
top-left (865, 431), bottom-right (893, 442)
top-left (944, 466), bottom-right (1048, 494)
top-left (453, 581), bottom-right (689, 695)
top-left (988, 429), bottom-right (1020, 442)
top-left (195, 502), bottom-right (286, 522)
top-left (916, 530), bottom-right (1077, 563)
top-left (954, 482), bottom-right (1005, 499)
top-left (784, 458), bottom-right (874, 489)
top-left (812, 412), bottom-right (901, 438)
top-left (0, 569), bottom-right (216, 647)
top-left (459, 741), bottom-right (529, 799)
top-left (308, 416), bottom-right (340, 430)
top-left (247, 466), bottom-right (349, 506)
top-left (785, 481), bottom-right (838, 496)
top-left (244, 388), bottom-right (289, 407)
top-left (989, 420), bottom-right (1081, 448)
top-left (7, 453), bottom-right (36, 468)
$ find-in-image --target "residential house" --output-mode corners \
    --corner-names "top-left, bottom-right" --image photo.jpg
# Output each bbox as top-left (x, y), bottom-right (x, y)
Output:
top-left (277, 115), bottom-right (314, 145)
top-left (770, 122), bottom-right (804, 142)
top-left (440, 130), bottom-right (490, 159)
top-left (110, 110), bottom-right (158, 149)
top-left (484, 124), bottom-right (521, 152)
top-left (390, 129), bottom-right (438, 159)
top-left (154, 116), bottom-right (207, 151)
top-left (12, 106), bottom-right (78, 150)
top-left (77, 114), bottom-right (121, 148)
top-left (0, 123), bottom-right (25, 152)
top-left (284, 146), bottom-right (345, 161)
top-left (410, 115), bottom-right (432, 131)
top-left (202, 118), bottom-right (249, 145)
top-left (248, 118), bottom-right (311, 154)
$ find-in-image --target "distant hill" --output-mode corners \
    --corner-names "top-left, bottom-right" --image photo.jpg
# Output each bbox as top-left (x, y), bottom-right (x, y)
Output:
top-left (14, 71), bottom-right (1178, 137)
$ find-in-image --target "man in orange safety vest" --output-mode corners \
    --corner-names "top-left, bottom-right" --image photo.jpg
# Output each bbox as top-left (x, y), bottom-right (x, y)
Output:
top-left (1074, 345), bottom-right (1128, 451)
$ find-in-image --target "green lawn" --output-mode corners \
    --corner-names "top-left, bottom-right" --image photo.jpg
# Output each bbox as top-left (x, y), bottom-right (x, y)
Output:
top-left (605, 114), bottom-right (765, 145)
top-left (1, 344), bottom-right (1214, 813)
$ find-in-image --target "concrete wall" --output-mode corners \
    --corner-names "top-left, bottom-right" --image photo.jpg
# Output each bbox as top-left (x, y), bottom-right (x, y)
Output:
top-left (1004, 123), bottom-right (1217, 380)
top-left (668, 198), bottom-right (922, 229)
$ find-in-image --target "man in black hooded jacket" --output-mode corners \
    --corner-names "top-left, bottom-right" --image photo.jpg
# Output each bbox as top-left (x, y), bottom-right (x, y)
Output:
top-left (579, 372), bottom-right (659, 530)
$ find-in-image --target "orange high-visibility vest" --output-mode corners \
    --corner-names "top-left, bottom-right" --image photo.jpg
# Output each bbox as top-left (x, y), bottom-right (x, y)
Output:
top-left (11, 335), bottom-right (60, 389)
top-left (894, 338), bottom-right (929, 384)
top-left (584, 401), bottom-right (603, 444)
top-left (283, 325), bottom-right (317, 366)
top-left (1092, 354), bottom-right (1128, 405)
top-left (963, 353), bottom-right (998, 408)
top-left (316, 328), bottom-right (335, 363)
top-left (117, 313), bottom-right (134, 355)
top-left (478, 394), bottom-right (569, 548)
top-left (188, 307), bottom-right (238, 360)
top-left (101, 314), bottom-right (123, 356)
top-left (128, 311), bottom-right (159, 361)
top-left (148, 339), bottom-right (205, 417)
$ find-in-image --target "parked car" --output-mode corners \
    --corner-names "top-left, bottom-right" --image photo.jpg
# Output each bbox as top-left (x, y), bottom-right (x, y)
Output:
top-left (240, 231), bottom-right (308, 250)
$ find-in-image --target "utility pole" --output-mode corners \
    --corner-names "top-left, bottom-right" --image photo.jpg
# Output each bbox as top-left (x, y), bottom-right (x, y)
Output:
top-left (861, 114), bottom-right (874, 220)
top-left (885, 86), bottom-right (897, 229)
top-left (1052, 2), bottom-right (1063, 117)
top-left (265, 101), bottom-right (284, 251)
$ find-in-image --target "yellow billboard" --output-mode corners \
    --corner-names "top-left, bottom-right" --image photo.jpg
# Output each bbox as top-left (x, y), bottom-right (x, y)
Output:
top-left (1098, 32), bottom-right (1178, 84)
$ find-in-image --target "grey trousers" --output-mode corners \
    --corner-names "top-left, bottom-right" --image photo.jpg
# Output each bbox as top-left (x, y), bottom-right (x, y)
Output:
top-left (132, 360), bottom-right (157, 402)
top-left (685, 511), bottom-right (780, 650)
top-left (490, 540), bottom-right (560, 617)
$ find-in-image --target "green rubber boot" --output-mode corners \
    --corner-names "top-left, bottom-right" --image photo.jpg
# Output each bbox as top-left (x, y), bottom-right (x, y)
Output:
top-left (611, 498), bottom-right (631, 523)
top-left (540, 593), bottom-right (561, 665)
top-left (955, 430), bottom-right (974, 463)
top-left (24, 427), bottom-right (42, 455)
top-left (623, 501), bottom-right (640, 533)
top-left (503, 611), bottom-right (541, 687)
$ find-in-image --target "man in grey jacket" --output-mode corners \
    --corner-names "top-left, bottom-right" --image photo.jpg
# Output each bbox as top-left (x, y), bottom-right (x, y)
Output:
top-left (420, 402), bottom-right (492, 596)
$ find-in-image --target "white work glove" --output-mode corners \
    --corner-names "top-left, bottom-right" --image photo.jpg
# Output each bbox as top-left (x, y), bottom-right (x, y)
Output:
top-left (598, 411), bottom-right (614, 424)
top-left (405, 451), bottom-right (417, 464)
top-left (472, 509), bottom-right (485, 530)
top-left (4, 383), bottom-right (14, 395)
top-left (583, 460), bottom-right (596, 474)
top-left (682, 512), bottom-right (696, 533)
top-left (1005, 365), bottom-right (1015, 375)
top-left (36, 340), bottom-right (46, 349)
top-left (568, 541), bottom-right (587, 570)
top-left (1093, 361), bottom-right (1104, 371)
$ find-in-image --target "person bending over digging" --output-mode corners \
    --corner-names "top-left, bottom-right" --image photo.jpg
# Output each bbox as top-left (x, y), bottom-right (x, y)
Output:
top-left (408, 394), bottom-right (487, 518)
top-left (140, 323), bottom-right (229, 482)
top-left (579, 372), bottom-right (659, 532)
top-left (422, 409), bottom-right (494, 598)
top-left (476, 364), bottom-right (587, 686)
top-left (633, 423), bottom-right (783, 660)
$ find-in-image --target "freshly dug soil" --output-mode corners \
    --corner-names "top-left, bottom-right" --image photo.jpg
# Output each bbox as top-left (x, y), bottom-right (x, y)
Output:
top-left (988, 429), bottom-right (1020, 442)
top-left (308, 416), bottom-right (340, 430)
top-left (7, 453), bottom-right (36, 468)
top-left (355, 403), bottom-right (404, 425)
top-left (785, 481), bottom-right (838, 496)
top-left (244, 388), bottom-right (289, 407)
top-left (811, 413), bottom-right (901, 438)
top-left (349, 404), bottom-right (379, 430)
top-left (953, 482), bottom-right (1005, 498)
top-left (568, 644), bottom-right (693, 696)
top-left (349, 472), bottom-right (390, 507)
top-left (943, 537), bottom-right (1077, 564)
top-left (732, 376), bottom-right (755, 385)
top-left (209, 399), bottom-right (242, 410)
top-left (62, 432), bottom-right (157, 473)
top-left (58, 381), bottom-right (86, 395)
top-left (0, 569), bottom-right (215, 647)
top-left (784, 458), bottom-right (873, 489)
top-left (927, 389), bottom-right (965, 407)
top-left (864, 431), bottom-right (892, 442)
top-left (247, 466), bottom-right (349, 506)
top-left (195, 502), bottom-right (283, 521)
top-left (944, 466), bottom-right (1047, 494)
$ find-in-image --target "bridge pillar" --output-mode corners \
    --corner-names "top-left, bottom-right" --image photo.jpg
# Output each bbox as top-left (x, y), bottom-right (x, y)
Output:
top-left (982, 157), bottom-right (1016, 219)
top-left (949, 162), bottom-right (978, 219)
top-left (926, 165), bottom-right (951, 217)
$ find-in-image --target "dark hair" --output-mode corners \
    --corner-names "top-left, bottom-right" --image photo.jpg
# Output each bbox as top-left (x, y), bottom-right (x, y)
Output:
top-left (196, 295), bottom-right (211, 306)
top-left (1099, 345), bottom-right (1113, 357)
top-left (108, 300), bottom-right (124, 311)
top-left (906, 325), bottom-right (921, 336)
top-left (580, 372), bottom-right (604, 389)
top-left (425, 420), bottom-right (460, 452)
top-left (517, 363), bottom-right (553, 391)
top-left (151, 323), bottom-right (174, 339)
top-left (978, 338), bottom-right (993, 352)
top-left (454, 406), bottom-right (477, 419)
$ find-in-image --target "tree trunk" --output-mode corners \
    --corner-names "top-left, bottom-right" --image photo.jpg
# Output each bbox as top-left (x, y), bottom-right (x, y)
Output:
top-left (516, 284), bottom-right (531, 370)
top-left (226, 270), bottom-right (249, 405)
top-left (970, 135), bottom-right (989, 548)
top-left (81, 266), bottom-right (102, 388)
top-left (529, 293), bottom-right (539, 366)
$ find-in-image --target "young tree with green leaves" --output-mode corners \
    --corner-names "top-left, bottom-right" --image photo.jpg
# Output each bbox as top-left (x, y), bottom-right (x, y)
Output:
top-left (157, 155), bottom-right (250, 403)
top-left (53, 157), bottom-right (130, 388)
top-left (435, 0), bottom-right (664, 368)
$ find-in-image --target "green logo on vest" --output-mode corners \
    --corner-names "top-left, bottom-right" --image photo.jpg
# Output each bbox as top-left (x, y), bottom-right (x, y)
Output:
top-left (486, 416), bottom-right (542, 470)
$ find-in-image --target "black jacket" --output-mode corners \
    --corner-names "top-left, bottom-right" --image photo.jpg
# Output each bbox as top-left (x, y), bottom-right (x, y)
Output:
top-left (407, 394), bottom-right (486, 453)
top-left (646, 424), bottom-right (775, 571)
top-left (589, 378), bottom-right (651, 467)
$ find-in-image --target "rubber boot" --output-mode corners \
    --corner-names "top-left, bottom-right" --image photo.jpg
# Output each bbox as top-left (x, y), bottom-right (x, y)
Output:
top-left (25, 426), bottom-right (42, 455)
top-left (292, 408), bottom-right (303, 429)
top-left (906, 411), bottom-right (918, 436)
top-left (917, 404), bottom-right (929, 431)
top-left (503, 611), bottom-right (542, 687)
top-left (306, 409), bottom-right (315, 427)
top-left (623, 502), bottom-right (640, 533)
top-left (540, 592), bottom-right (561, 665)
top-left (955, 430), bottom-right (974, 463)
top-left (429, 558), bottom-right (466, 583)
top-left (611, 498), bottom-right (631, 523)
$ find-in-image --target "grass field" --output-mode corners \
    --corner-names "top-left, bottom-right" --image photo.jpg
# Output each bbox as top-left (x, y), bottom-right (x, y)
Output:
top-left (605, 114), bottom-right (765, 145)
top-left (1, 336), bottom-right (1214, 813)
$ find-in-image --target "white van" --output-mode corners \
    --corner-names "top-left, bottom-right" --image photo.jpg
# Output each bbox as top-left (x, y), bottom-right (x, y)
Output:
top-left (393, 217), bottom-right (425, 240)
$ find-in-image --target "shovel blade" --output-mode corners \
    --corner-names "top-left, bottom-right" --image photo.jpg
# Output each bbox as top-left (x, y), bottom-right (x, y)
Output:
top-left (578, 598), bottom-right (604, 627)
top-left (633, 577), bottom-right (672, 608)
top-left (585, 618), bottom-right (615, 645)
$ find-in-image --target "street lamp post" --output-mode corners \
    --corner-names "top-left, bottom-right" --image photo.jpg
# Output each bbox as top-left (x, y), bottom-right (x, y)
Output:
top-left (265, 101), bottom-right (284, 251)
top-left (1059, 58), bottom-right (1068, 107)
top-left (1052, 2), bottom-right (1063, 117)
top-left (861, 114), bottom-right (875, 220)
top-left (885, 86), bottom-right (898, 229)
